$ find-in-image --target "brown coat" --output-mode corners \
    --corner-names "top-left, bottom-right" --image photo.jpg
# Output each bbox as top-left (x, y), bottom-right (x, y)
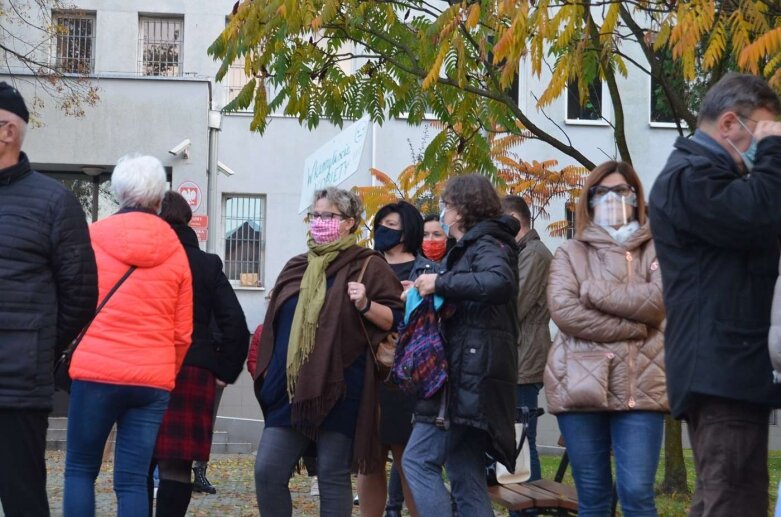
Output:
top-left (544, 223), bottom-right (668, 414)
top-left (515, 229), bottom-right (553, 384)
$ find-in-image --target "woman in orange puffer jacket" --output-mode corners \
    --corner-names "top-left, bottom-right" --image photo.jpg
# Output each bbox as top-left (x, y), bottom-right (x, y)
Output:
top-left (63, 154), bottom-right (193, 517)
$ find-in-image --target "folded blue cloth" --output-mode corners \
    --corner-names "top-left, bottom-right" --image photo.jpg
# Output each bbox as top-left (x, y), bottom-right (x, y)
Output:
top-left (404, 287), bottom-right (444, 324)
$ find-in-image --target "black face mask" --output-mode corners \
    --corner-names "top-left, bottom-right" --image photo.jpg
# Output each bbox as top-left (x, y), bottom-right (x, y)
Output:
top-left (374, 225), bottom-right (403, 252)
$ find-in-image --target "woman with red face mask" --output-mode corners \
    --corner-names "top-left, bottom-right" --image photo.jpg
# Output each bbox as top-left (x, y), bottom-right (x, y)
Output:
top-left (421, 214), bottom-right (451, 262)
top-left (253, 187), bottom-right (403, 517)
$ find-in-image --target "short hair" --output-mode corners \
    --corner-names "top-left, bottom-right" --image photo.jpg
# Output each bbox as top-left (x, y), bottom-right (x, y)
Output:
top-left (698, 73), bottom-right (781, 125)
top-left (441, 174), bottom-right (502, 232)
top-left (312, 187), bottom-right (363, 233)
top-left (111, 154), bottom-right (167, 211)
top-left (160, 191), bottom-right (192, 226)
top-left (423, 214), bottom-right (440, 224)
top-left (502, 195), bottom-right (531, 227)
top-left (575, 160), bottom-right (646, 237)
top-left (373, 200), bottom-right (424, 255)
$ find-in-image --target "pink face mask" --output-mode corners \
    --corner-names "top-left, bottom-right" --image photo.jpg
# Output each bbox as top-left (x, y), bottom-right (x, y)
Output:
top-left (309, 218), bottom-right (342, 244)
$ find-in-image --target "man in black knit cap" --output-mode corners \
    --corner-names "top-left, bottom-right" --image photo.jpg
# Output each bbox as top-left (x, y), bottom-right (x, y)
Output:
top-left (0, 82), bottom-right (98, 517)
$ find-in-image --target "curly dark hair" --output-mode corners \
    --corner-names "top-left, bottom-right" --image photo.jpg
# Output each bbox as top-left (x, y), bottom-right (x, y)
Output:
top-left (441, 174), bottom-right (502, 232)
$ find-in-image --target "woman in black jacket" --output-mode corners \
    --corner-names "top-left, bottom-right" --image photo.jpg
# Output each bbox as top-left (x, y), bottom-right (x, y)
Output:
top-left (151, 192), bottom-right (250, 516)
top-left (402, 174), bottom-right (519, 517)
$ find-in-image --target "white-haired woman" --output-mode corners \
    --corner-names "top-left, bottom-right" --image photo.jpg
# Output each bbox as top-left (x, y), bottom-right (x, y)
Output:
top-left (63, 155), bottom-right (193, 517)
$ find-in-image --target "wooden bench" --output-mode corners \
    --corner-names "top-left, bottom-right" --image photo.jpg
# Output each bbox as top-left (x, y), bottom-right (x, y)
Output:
top-left (488, 434), bottom-right (579, 515)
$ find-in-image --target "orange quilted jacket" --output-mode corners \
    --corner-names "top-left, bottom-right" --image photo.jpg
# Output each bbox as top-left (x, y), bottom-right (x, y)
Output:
top-left (544, 223), bottom-right (668, 414)
top-left (69, 211), bottom-right (193, 391)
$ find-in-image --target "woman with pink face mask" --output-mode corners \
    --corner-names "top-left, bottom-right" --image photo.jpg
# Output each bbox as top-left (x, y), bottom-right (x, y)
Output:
top-left (252, 187), bottom-right (404, 517)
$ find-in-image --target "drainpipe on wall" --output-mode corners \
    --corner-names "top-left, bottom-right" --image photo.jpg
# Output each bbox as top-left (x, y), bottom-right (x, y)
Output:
top-left (206, 110), bottom-right (222, 253)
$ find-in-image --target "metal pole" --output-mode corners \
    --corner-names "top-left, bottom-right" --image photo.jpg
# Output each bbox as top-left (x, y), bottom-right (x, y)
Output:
top-left (206, 110), bottom-right (222, 253)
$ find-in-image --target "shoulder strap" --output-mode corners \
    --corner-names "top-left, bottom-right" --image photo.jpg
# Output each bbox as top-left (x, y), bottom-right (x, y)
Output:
top-left (354, 256), bottom-right (380, 364)
top-left (356, 255), bottom-right (372, 284)
top-left (67, 265), bottom-right (137, 353)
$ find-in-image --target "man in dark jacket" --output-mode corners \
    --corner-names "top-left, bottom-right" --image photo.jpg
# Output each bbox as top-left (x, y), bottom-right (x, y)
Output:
top-left (0, 83), bottom-right (98, 516)
top-left (649, 73), bottom-right (781, 516)
top-left (502, 195), bottom-right (552, 489)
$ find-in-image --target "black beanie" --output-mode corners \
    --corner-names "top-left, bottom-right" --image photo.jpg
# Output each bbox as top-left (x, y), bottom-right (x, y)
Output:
top-left (0, 82), bottom-right (29, 123)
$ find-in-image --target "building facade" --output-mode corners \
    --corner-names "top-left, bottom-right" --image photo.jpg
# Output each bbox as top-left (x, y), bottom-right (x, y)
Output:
top-left (3, 0), bottom-right (779, 449)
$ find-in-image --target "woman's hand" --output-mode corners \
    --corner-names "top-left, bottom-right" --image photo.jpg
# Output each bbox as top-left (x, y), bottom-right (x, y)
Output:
top-left (414, 273), bottom-right (438, 296)
top-left (347, 281), bottom-right (369, 311)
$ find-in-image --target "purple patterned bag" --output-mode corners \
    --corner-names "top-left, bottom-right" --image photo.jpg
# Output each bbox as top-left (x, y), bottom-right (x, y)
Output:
top-left (390, 296), bottom-right (448, 399)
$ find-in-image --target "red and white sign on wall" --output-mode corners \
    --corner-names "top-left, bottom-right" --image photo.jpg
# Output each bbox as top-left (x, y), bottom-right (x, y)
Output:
top-left (177, 181), bottom-right (202, 211)
top-left (189, 215), bottom-right (208, 242)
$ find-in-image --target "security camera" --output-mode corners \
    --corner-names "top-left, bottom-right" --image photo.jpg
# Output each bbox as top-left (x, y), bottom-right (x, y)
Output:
top-left (217, 161), bottom-right (236, 177)
top-left (168, 139), bottom-right (191, 158)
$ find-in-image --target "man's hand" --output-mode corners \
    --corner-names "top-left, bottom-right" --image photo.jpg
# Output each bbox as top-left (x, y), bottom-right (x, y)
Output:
top-left (414, 273), bottom-right (438, 296)
top-left (753, 120), bottom-right (781, 141)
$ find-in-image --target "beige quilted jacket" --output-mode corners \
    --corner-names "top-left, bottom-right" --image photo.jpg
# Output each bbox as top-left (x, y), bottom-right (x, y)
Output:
top-left (544, 223), bottom-right (668, 414)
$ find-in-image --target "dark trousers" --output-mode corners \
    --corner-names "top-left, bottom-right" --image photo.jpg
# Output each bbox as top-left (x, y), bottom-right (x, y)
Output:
top-left (0, 409), bottom-right (50, 517)
top-left (685, 395), bottom-right (770, 517)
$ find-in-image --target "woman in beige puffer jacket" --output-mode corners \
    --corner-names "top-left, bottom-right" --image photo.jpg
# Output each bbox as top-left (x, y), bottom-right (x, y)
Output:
top-left (544, 161), bottom-right (668, 516)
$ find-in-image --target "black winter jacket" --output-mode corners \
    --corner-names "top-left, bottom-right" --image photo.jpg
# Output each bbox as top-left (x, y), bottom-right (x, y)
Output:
top-left (172, 224), bottom-right (250, 383)
top-left (0, 153), bottom-right (97, 410)
top-left (415, 217), bottom-right (519, 470)
top-left (649, 135), bottom-right (781, 417)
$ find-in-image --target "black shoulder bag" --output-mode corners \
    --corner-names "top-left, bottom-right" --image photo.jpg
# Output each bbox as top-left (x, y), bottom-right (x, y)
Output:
top-left (53, 266), bottom-right (137, 393)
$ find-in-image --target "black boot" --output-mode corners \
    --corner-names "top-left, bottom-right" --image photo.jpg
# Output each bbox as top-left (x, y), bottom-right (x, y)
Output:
top-left (155, 479), bottom-right (193, 517)
top-left (192, 464), bottom-right (216, 494)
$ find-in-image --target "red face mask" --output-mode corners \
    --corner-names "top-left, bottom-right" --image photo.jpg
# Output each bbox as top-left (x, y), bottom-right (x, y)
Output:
top-left (422, 239), bottom-right (447, 261)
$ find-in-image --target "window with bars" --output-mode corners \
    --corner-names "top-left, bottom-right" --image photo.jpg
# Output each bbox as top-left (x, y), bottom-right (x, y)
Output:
top-left (223, 61), bottom-right (285, 114)
top-left (223, 194), bottom-right (265, 287)
top-left (139, 16), bottom-right (183, 77)
top-left (53, 12), bottom-right (95, 74)
top-left (565, 206), bottom-right (576, 240)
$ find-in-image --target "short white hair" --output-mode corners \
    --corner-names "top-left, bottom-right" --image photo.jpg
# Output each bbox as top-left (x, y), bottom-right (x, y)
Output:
top-left (111, 154), bottom-right (167, 210)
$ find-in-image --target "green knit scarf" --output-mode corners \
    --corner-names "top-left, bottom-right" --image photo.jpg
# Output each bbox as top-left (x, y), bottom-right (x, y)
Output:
top-left (286, 233), bottom-right (358, 399)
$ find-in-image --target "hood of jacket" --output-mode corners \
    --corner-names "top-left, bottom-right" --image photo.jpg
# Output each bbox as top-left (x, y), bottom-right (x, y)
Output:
top-left (577, 221), bottom-right (652, 251)
top-left (460, 215), bottom-right (520, 249)
top-left (90, 211), bottom-right (182, 268)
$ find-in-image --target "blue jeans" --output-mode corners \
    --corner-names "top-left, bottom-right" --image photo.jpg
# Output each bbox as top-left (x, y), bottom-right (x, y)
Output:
top-left (255, 427), bottom-right (354, 517)
top-left (509, 383), bottom-right (543, 517)
top-left (64, 380), bottom-right (170, 517)
top-left (557, 411), bottom-right (663, 517)
top-left (403, 422), bottom-right (493, 517)
top-left (516, 383), bottom-right (542, 481)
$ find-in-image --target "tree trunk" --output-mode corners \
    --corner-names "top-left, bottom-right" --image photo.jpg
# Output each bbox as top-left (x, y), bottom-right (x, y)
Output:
top-left (659, 414), bottom-right (690, 494)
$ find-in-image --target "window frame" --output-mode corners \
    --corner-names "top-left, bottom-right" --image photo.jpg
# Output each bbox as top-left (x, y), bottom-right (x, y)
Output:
top-left (221, 192), bottom-right (266, 290)
top-left (51, 10), bottom-right (96, 75)
top-left (138, 14), bottom-right (184, 77)
top-left (648, 75), bottom-right (684, 129)
top-left (564, 79), bottom-right (609, 126)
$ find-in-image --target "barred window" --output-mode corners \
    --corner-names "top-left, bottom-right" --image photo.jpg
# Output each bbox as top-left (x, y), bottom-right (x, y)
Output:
top-left (53, 12), bottom-right (95, 74)
top-left (223, 194), bottom-right (265, 288)
top-left (565, 206), bottom-right (575, 240)
top-left (139, 16), bottom-right (183, 77)
top-left (223, 61), bottom-right (285, 114)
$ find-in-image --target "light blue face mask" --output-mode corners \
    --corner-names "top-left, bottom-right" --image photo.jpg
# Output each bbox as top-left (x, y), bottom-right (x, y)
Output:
top-left (730, 118), bottom-right (758, 171)
top-left (439, 208), bottom-right (450, 237)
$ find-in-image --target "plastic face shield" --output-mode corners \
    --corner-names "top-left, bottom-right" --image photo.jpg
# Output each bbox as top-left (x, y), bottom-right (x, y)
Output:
top-left (590, 190), bottom-right (637, 227)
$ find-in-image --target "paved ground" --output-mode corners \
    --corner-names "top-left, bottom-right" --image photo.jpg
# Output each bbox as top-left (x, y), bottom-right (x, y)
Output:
top-left (44, 451), bottom-right (355, 516)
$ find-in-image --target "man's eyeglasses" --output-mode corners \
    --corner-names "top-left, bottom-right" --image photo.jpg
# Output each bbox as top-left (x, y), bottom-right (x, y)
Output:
top-left (588, 184), bottom-right (636, 199)
top-left (305, 211), bottom-right (346, 222)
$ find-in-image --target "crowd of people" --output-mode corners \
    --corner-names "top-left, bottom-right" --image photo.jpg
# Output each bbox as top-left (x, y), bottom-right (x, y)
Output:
top-left (1, 71), bottom-right (781, 517)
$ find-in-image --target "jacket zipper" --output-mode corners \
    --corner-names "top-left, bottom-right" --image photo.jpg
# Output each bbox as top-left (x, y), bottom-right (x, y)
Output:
top-left (625, 250), bottom-right (636, 409)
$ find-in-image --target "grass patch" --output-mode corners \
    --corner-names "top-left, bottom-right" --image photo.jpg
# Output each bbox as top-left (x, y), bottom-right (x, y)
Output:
top-left (535, 450), bottom-right (781, 516)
